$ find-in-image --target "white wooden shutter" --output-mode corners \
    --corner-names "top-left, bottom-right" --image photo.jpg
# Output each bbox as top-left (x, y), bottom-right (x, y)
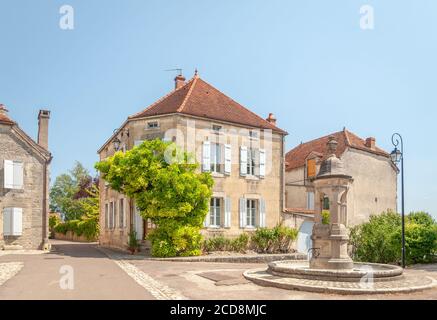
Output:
top-left (14, 161), bottom-right (24, 189)
top-left (12, 208), bottom-right (23, 236)
top-left (239, 197), bottom-right (247, 228)
top-left (259, 149), bottom-right (266, 178)
top-left (202, 141), bottom-right (211, 172)
top-left (204, 206), bottom-right (210, 228)
top-left (3, 208), bottom-right (12, 236)
top-left (240, 146), bottom-right (247, 176)
top-left (259, 199), bottom-right (266, 227)
top-left (224, 197), bottom-right (231, 228)
top-left (4, 160), bottom-right (14, 189)
top-left (135, 207), bottom-right (143, 240)
top-left (104, 204), bottom-right (108, 229)
top-left (224, 144), bottom-right (232, 175)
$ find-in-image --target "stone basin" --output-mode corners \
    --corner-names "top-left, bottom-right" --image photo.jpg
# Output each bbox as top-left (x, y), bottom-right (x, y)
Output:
top-left (267, 260), bottom-right (404, 282)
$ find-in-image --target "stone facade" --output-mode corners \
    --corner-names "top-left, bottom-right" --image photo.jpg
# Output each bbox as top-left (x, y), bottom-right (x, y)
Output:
top-left (284, 133), bottom-right (397, 231)
top-left (97, 75), bottom-right (287, 251)
top-left (0, 106), bottom-right (51, 250)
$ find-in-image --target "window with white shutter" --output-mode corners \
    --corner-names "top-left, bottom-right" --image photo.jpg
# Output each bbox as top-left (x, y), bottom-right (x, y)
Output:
top-left (4, 160), bottom-right (23, 189)
top-left (239, 197), bottom-right (247, 228)
top-left (259, 198), bottom-right (266, 227)
top-left (104, 203), bottom-right (109, 229)
top-left (202, 141), bottom-right (211, 172)
top-left (109, 202), bottom-right (114, 229)
top-left (259, 149), bottom-right (266, 178)
top-left (119, 199), bottom-right (125, 228)
top-left (224, 197), bottom-right (231, 228)
top-left (3, 208), bottom-right (22, 236)
top-left (224, 144), bottom-right (231, 175)
top-left (240, 146), bottom-right (247, 176)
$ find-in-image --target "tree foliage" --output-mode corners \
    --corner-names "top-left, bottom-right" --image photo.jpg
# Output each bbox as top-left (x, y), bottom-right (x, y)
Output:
top-left (350, 211), bottom-right (437, 265)
top-left (95, 139), bottom-right (213, 257)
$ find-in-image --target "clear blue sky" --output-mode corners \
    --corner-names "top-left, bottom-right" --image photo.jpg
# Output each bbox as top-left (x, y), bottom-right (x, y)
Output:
top-left (0, 1), bottom-right (435, 217)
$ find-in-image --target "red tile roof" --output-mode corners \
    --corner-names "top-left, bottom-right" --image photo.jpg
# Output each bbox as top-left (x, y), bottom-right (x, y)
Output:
top-left (129, 74), bottom-right (287, 134)
top-left (0, 104), bottom-right (15, 125)
top-left (285, 129), bottom-right (389, 171)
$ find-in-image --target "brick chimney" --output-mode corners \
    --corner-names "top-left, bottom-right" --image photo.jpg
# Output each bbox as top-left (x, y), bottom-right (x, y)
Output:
top-left (38, 110), bottom-right (50, 150)
top-left (266, 113), bottom-right (277, 126)
top-left (174, 74), bottom-right (186, 89)
top-left (365, 137), bottom-right (375, 150)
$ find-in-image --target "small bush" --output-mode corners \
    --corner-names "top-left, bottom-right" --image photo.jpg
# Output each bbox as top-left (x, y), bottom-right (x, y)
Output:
top-left (203, 235), bottom-right (231, 252)
top-left (230, 233), bottom-right (250, 252)
top-left (252, 224), bottom-right (298, 253)
top-left (321, 210), bottom-right (330, 225)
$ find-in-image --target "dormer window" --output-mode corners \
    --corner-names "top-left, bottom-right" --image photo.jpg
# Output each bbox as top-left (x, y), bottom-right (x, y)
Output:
top-left (307, 159), bottom-right (316, 178)
top-left (249, 130), bottom-right (259, 140)
top-left (212, 124), bottom-right (223, 134)
top-left (146, 121), bottom-right (159, 130)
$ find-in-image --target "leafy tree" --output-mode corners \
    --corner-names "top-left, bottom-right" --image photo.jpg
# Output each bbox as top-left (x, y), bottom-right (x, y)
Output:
top-left (95, 139), bottom-right (213, 257)
top-left (350, 211), bottom-right (437, 265)
top-left (50, 161), bottom-right (93, 220)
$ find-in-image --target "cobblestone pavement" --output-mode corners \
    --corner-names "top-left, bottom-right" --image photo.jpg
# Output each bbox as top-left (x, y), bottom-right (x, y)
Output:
top-left (0, 262), bottom-right (23, 286)
top-left (1, 240), bottom-right (437, 300)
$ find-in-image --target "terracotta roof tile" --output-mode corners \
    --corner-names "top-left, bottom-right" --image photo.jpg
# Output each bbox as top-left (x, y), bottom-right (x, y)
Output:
top-left (285, 129), bottom-right (389, 171)
top-left (129, 75), bottom-right (287, 134)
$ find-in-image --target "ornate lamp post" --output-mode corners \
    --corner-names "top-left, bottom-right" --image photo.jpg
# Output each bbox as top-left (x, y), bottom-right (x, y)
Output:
top-left (390, 133), bottom-right (405, 268)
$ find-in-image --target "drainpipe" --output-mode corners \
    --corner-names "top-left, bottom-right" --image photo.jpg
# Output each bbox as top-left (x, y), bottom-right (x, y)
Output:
top-left (42, 155), bottom-right (52, 250)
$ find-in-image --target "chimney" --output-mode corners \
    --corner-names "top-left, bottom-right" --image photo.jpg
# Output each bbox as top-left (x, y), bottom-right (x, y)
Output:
top-left (38, 110), bottom-right (50, 150)
top-left (174, 74), bottom-right (186, 89)
top-left (266, 113), bottom-right (277, 126)
top-left (365, 137), bottom-right (375, 150)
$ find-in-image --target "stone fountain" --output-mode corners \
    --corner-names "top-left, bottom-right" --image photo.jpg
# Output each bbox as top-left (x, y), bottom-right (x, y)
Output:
top-left (244, 137), bottom-right (437, 294)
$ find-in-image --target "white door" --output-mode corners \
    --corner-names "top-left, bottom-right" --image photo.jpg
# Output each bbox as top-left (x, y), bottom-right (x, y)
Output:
top-left (297, 221), bottom-right (314, 254)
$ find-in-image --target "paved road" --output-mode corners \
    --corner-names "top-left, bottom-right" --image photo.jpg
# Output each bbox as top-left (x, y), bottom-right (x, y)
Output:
top-left (1, 240), bottom-right (437, 300)
top-left (0, 240), bottom-right (154, 300)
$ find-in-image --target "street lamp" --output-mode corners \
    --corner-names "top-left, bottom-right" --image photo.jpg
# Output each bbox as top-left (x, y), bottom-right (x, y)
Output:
top-left (390, 133), bottom-right (405, 268)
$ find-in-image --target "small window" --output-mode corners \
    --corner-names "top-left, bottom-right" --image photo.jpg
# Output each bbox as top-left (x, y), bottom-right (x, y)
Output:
top-left (212, 124), bottom-right (223, 134)
top-left (323, 197), bottom-right (330, 210)
top-left (210, 143), bottom-right (222, 173)
top-left (247, 148), bottom-right (256, 176)
top-left (249, 130), bottom-right (259, 140)
top-left (210, 198), bottom-right (221, 227)
top-left (146, 121), bottom-right (159, 129)
top-left (246, 199), bottom-right (257, 227)
top-left (105, 203), bottom-right (109, 229)
top-left (119, 199), bottom-right (125, 228)
top-left (109, 202), bottom-right (114, 229)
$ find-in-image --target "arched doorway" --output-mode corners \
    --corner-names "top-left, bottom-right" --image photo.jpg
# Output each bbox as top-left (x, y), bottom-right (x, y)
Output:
top-left (297, 221), bottom-right (314, 254)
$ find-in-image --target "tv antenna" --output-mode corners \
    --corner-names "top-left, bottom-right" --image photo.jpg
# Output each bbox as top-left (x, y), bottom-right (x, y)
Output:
top-left (165, 68), bottom-right (183, 76)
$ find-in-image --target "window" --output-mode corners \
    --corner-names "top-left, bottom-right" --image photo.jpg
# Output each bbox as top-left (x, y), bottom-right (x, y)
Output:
top-left (109, 202), bottom-right (114, 229)
top-left (147, 121), bottom-right (159, 129)
top-left (113, 201), bottom-right (117, 228)
top-left (105, 203), bottom-right (109, 229)
top-left (3, 208), bottom-right (22, 236)
top-left (323, 197), bottom-right (330, 210)
top-left (210, 198), bottom-right (221, 227)
top-left (307, 192), bottom-right (315, 210)
top-left (210, 143), bottom-right (222, 173)
top-left (119, 199), bottom-right (125, 228)
top-left (3, 160), bottom-right (23, 189)
top-left (212, 124), bottom-right (223, 134)
top-left (249, 130), bottom-right (259, 140)
top-left (247, 148), bottom-right (256, 176)
top-left (246, 199), bottom-right (257, 227)
top-left (307, 159), bottom-right (316, 178)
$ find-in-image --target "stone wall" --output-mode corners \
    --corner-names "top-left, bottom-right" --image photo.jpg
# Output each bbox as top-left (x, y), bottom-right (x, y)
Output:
top-left (54, 231), bottom-right (95, 243)
top-left (0, 126), bottom-right (48, 249)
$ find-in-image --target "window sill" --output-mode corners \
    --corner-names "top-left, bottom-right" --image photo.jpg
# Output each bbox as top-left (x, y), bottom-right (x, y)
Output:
top-left (3, 188), bottom-right (24, 193)
top-left (211, 172), bottom-right (225, 178)
top-left (245, 175), bottom-right (259, 181)
top-left (206, 226), bottom-right (229, 231)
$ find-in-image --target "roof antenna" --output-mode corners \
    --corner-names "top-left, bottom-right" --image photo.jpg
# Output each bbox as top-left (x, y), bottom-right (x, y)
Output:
top-left (165, 68), bottom-right (183, 76)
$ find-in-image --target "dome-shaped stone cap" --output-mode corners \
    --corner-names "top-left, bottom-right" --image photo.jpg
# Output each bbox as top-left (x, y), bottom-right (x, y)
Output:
top-left (316, 136), bottom-right (351, 179)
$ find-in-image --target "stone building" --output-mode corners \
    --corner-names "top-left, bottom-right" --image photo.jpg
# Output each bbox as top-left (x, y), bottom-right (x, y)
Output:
top-left (0, 104), bottom-right (52, 250)
top-left (97, 72), bottom-right (288, 250)
top-left (283, 129), bottom-right (397, 253)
